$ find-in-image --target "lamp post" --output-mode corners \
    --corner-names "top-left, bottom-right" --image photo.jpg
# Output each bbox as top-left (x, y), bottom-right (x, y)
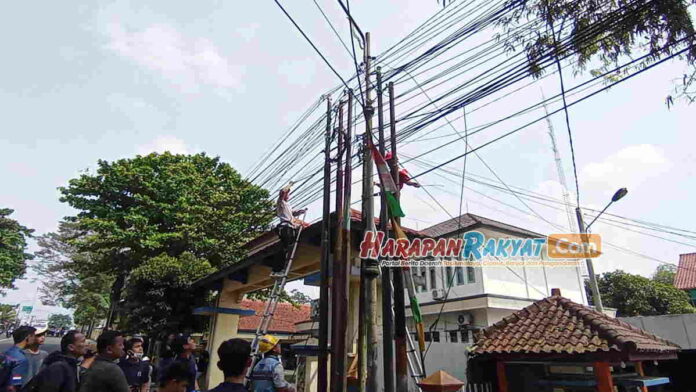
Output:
top-left (576, 188), bottom-right (628, 313)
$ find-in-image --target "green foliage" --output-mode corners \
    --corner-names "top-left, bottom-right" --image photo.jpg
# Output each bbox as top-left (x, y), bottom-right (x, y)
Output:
top-left (33, 222), bottom-right (112, 328)
top-left (652, 264), bottom-right (677, 285)
top-left (0, 208), bottom-right (34, 290)
top-left (60, 152), bottom-right (273, 269)
top-left (498, 0), bottom-right (696, 102)
top-left (57, 153), bottom-right (273, 335)
top-left (123, 252), bottom-right (214, 334)
top-left (47, 314), bottom-right (72, 329)
top-left (0, 304), bottom-right (18, 326)
top-left (597, 270), bottom-right (696, 316)
top-left (289, 289), bottom-right (313, 305)
top-left (245, 288), bottom-right (313, 307)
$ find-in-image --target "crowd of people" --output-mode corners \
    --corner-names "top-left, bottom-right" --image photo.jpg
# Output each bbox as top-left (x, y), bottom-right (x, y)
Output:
top-left (0, 326), bottom-right (294, 392)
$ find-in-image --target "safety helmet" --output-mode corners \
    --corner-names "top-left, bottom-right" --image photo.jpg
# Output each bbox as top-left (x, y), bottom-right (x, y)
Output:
top-left (257, 334), bottom-right (280, 354)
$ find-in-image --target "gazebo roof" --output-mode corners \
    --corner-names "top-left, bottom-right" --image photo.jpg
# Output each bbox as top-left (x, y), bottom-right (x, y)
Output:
top-left (473, 289), bottom-right (680, 361)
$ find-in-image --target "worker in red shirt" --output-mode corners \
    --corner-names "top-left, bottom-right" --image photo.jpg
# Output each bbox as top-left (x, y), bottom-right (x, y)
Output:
top-left (385, 152), bottom-right (420, 190)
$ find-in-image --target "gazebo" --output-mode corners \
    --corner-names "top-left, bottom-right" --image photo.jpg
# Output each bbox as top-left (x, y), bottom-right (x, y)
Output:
top-left (470, 288), bottom-right (679, 392)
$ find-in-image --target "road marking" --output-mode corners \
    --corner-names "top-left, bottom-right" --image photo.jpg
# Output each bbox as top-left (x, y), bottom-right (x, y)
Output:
top-left (0, 338), bottom-right (12, 344)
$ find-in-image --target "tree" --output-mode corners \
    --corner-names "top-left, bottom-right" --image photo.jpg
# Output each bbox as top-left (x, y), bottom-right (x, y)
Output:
top-left (0, 208), bottom-right (33, 290)
top-left (122, 252), bottom-right (214, 334)
top-left (0, 304), bottom-right (18, 327)
top-left (289, 289), bottom-right (313, 305)
top-left (33, 222), bottom-right (112, 329)
top-left (652, 264), bottom-right (677, 286)
top-left (58, 153), bottom-right (274, 335)
top-left (596, 270), bottom-right (695, 316)
top-left (498, 0), bottom-right (696, 103)
top-left (48, 314), bottom-right (72, 329)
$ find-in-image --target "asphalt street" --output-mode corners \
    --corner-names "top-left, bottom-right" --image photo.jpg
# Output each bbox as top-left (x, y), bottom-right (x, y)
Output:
top-left (0, 336), bottom-right (61, 354)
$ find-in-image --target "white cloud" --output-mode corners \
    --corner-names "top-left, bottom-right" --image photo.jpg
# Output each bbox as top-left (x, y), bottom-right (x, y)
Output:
top-left (137, 135), bottom-right (192, 155)
top-left (105, 23), bottom-right (245, 94)
top-left (581, 144), bottom-right (671, 193)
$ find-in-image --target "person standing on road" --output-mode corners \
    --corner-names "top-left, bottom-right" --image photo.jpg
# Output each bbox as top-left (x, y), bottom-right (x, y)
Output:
top-left (31, 330), bottom-right (86, 392)
top-left (158, 335), bottom-right (197, 392)
top-left (4, 325), bottom-right (36, 390)
top-left (78, 330), bottom-right (129, 392)
top-left (24, 326), bottom-right (49, 382)
top-left (207, 338), bottom-right (251, 392)
top-left (118, 337), bottom-right (150, 392)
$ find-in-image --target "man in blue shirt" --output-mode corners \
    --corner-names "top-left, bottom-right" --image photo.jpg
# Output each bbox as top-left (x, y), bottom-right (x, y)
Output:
top-left (208, 339), bottom-right (252, 392)
top-left (118, 337), bottom-right (151, 392)
top-left (3, 326), bottom-right (36, 391)
top-left (158, 335), bottom-right (197, 392)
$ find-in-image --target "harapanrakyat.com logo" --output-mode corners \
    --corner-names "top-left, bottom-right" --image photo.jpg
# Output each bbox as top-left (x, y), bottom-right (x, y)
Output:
top-left (359, 231), bottom-right (601, 267)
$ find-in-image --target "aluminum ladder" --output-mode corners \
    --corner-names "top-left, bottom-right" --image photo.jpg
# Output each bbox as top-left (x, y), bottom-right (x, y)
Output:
top-left (247, 213), bottom-right (306, 378)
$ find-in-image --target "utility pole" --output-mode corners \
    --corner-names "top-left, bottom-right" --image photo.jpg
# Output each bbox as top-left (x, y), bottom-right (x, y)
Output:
top-left (318, 96), bottom-right (332, 392)
top-left (575, 207), bottom-right (603, 312)
top-left (377, 67), bottom-right (395, 392)
top-left (331, 90), bottom-right (353, 392)
top-left (359, 31), bottom-right (380, 392)
top-left (388, 81), bottom-right (409, 392)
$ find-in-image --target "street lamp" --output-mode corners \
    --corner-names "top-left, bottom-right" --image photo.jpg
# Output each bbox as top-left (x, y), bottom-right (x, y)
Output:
top-left (586, 188), bottom-right (628, 231)
top-left (576, 187), bottom-right (628, 313)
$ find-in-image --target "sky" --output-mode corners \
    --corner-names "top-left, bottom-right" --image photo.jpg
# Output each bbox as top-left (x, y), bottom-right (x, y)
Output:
top-left (1, 0), bottom-right (694, 309)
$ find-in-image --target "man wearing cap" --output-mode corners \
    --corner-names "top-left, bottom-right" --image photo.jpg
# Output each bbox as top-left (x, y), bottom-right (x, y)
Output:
top-left (3, 325), bottom-right (36, 390)
top-left (249, 335), bottom-right (294, 392)
top-left (25, 326), bottom-right (49, 382)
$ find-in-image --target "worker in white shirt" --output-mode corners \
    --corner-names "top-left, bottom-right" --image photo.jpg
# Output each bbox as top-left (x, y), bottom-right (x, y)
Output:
top-left (272, 185), bottom-right (306, 277)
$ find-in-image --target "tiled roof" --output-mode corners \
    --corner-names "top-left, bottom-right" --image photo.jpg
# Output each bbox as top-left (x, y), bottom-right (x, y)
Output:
top-left (473, 290), bottom-right (679, 357)
top-left (421, 213), bottom-right (542, 238)
top-left (238, 299), bottom-right (311, 334)
top-left (674, 253), bottom-right (696, 290)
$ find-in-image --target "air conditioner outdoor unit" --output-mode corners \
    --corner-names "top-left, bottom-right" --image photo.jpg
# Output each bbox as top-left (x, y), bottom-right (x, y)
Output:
top-left (432, 289), bottom-right (447, 301)
top-left (458, 312), bottom-right (473, 326)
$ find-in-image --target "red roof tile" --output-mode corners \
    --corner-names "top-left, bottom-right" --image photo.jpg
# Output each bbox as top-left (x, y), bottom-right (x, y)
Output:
top-left (473, 291), bottom-right (679, 357)
top-left (238, 299), bottom-right (311, 334)
top-left (674, 253), bottom-right (696, 290)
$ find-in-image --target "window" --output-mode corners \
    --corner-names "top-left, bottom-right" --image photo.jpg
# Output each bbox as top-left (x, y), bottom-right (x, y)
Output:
top-left (449, 331), bottom-right (458, 343)
top-left (430, 267), bottom-right (437, 290)
top-left (413, 269), bottom-right (427, 293)
top-left (455, 267), bottom-right (465, 286)
top-left (424, 332), bottom-right (431, 342)
top-left (467, 266), bottom-right (476, 283)
top-left (446, 267), bottom-right (454, 288)
top-left (432, 331), bottom-right (440, 342)
top-left (460, 330), bottom-right (469, 343)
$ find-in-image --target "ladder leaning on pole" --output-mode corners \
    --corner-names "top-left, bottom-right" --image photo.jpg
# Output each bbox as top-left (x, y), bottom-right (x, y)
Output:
top-left (247, 212), bottom-right (307, 377)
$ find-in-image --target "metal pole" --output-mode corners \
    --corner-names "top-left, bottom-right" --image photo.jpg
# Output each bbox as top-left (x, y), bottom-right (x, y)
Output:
top-left (318, 96), bottom-right (332, 392)
top-left (575, 207), bottom-right (603, 312)
top-left (388, 81), bottom-right (409, 392)
top-left (377, 67), bottom-right (395, 392)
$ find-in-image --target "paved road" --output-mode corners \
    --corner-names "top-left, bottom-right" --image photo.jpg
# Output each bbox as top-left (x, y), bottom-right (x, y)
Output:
top-left (0, 336), bottom-right (61, 354)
